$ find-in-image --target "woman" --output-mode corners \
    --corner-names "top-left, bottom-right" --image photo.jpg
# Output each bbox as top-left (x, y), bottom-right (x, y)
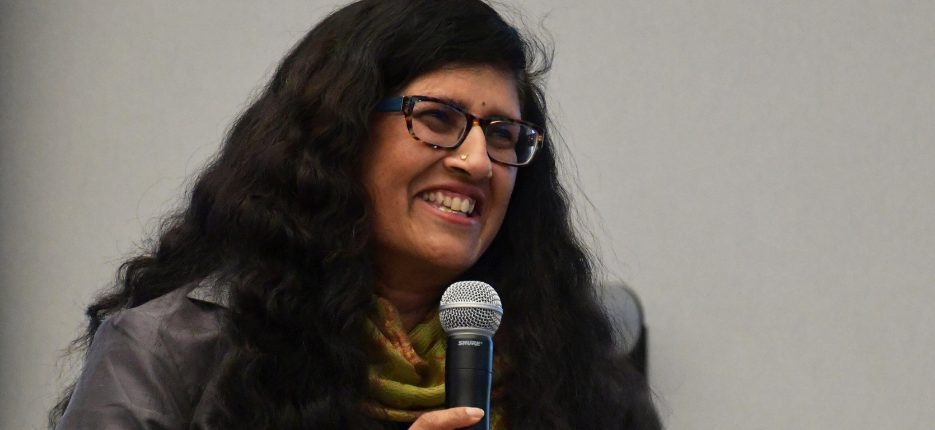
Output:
top-left (52, 0), bottom-right (661, 429)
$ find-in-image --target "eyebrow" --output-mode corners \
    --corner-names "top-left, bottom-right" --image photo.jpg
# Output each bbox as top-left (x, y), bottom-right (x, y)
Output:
top-left (430, 95), bottom-right (468, 111)
top-left (427, 94), bottom-right (518, 120)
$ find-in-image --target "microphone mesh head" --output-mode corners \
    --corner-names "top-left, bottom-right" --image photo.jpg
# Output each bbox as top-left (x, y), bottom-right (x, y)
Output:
top-left (439, 281), bottom-right (503, 336)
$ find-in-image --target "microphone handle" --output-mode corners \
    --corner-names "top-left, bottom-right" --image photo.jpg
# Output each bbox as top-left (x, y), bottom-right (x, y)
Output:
top-left (445, 334), bottom-right (493, 430)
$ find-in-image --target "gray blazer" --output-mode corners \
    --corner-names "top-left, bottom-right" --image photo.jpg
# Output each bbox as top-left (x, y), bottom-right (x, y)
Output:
top-left (57, 281), bottom-right (229, 429)
top-left (58, 281), bottom-right (647, 428)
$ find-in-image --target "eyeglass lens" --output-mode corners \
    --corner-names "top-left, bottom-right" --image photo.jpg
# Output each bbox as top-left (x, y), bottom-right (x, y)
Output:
top-left (409, 99), bottom-right (538, 165)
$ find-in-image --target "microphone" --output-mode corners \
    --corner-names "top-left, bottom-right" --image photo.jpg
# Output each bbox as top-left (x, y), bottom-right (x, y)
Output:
top-left (439, 281), bottom-right (503, 430)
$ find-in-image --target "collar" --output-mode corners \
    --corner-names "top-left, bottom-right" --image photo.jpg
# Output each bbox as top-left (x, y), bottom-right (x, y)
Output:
top-left (185, 272), bottom-right (230, 309)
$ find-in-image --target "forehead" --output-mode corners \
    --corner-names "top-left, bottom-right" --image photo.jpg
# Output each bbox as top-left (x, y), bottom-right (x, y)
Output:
top-left (400, 65), bottom-right (521, 118)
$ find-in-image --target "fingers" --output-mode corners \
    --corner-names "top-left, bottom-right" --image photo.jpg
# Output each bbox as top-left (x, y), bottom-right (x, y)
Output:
top-left (408, 407), bottom-right (485, 430)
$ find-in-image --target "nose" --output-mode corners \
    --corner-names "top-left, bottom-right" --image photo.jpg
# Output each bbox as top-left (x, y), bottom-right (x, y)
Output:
top-left (443, 120), bottom-right (493, 180)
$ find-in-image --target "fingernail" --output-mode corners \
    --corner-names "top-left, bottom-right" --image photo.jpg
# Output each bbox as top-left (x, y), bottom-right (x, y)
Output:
top-left (465, 407), bottom-right (485, 418)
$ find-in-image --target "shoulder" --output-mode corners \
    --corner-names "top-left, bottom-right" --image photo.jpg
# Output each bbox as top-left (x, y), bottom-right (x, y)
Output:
top-left (104, 279), bottom-right (231, 401)
top-left (110, 279), bottom-right (228, 347)
top-left (58, 280), bottom-right (230, 429)
top-left (97, 281), bottom-right (228, 369)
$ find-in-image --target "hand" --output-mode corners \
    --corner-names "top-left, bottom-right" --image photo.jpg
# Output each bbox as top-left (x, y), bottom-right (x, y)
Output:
top-left (408, 407), bottom-right (485, 430)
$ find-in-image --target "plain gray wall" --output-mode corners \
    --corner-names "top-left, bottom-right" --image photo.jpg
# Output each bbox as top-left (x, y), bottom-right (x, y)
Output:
top-left (2, 1), bottom-right (933, 428)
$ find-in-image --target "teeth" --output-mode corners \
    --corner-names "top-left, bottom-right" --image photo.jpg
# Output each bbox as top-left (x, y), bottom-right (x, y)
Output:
top-left (420, 191), bottom-right (476, 215)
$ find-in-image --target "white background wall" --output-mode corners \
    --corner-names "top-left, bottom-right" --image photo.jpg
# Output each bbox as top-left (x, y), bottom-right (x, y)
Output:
top-left (2, 1), bottom-right (933, 428)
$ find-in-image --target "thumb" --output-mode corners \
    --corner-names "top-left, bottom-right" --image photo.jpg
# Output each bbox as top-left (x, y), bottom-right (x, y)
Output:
top-left (409, 407), bottom-right (485, 430)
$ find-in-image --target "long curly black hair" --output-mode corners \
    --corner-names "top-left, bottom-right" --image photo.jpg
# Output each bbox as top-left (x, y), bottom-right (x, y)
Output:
top-left (51, 1), bottom-right (660, 428)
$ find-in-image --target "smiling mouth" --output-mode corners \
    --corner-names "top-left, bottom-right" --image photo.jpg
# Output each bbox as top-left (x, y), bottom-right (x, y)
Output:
top-left (419, 191), bottom-right (477, 217)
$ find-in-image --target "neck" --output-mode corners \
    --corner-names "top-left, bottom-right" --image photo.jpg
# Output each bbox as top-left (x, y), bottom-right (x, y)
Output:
top-left (375, 282), bottom-right (438, 331)
top-left (373, 245), bottom-right (458, 332)
top-left (372, 261), bottom-right (455, 332)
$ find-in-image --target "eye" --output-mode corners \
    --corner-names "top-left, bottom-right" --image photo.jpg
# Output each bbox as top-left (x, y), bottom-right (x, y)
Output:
top-left (412, 104), bottom-right (462, 133)
top-left (485, 122), bottom-right (519, 149)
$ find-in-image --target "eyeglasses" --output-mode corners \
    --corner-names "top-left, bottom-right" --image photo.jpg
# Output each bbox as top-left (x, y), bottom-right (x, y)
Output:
top-left (374, 95), bottom-right (544, 166)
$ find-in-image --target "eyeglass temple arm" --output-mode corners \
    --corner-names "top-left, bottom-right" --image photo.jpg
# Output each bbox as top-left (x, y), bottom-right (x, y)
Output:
top-left (374, 96), bottom-right (405, 112)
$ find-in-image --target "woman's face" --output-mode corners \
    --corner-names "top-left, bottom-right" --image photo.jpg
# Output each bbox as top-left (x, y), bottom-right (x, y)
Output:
top-left (362, 65), bottom-right (519, 284)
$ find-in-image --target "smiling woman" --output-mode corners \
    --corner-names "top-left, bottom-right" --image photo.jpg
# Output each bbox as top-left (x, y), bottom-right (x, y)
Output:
top-left (364, 66), bottom-right (520, 319)
top-left (50, 1), bottom-right (661, 429)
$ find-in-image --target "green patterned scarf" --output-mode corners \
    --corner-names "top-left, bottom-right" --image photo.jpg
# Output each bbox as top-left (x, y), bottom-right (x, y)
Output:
top-left (364, 296), bottom-right (504, 429)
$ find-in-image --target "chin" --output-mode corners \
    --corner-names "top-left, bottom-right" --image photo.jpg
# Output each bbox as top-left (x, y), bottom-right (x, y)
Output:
top-left (422, 251), bottom-right (480, 277)
top-left (415, 237), bottom-right (483, 270)
top-left (433, 257), bottom-right (477, 274)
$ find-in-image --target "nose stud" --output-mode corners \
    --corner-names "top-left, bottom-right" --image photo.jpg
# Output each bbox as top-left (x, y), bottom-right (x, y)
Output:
top-left (457, 153), bottom-right (491, 178)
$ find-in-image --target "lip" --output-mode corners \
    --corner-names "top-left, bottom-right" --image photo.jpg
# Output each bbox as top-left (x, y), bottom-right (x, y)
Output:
top-left (416, 182), bottom-right (486, 219)
top-left (417, 199), bottom-right (479, 226)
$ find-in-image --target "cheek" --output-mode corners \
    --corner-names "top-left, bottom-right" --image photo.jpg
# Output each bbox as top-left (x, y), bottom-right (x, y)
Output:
top-left (486, 172), bottom-right (517, 233)
top-left (497, 171), bottom-right (518, 211)
top-left (362, 136), bottom-right (412, 203)
top-left (366, 169), bottom-right (408, 227)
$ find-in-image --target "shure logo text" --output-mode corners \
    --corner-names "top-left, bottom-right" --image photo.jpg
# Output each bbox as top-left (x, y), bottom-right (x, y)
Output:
top-left (458, 340), bottom-right (483, 347)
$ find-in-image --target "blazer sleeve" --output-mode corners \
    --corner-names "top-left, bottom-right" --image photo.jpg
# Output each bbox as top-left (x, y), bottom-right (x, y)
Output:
top-left (56, 310), bottom-right (189, 430)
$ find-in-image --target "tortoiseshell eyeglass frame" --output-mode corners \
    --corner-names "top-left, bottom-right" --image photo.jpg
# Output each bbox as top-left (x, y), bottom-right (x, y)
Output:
top-left (374, 95), bottom-right (544, 166)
